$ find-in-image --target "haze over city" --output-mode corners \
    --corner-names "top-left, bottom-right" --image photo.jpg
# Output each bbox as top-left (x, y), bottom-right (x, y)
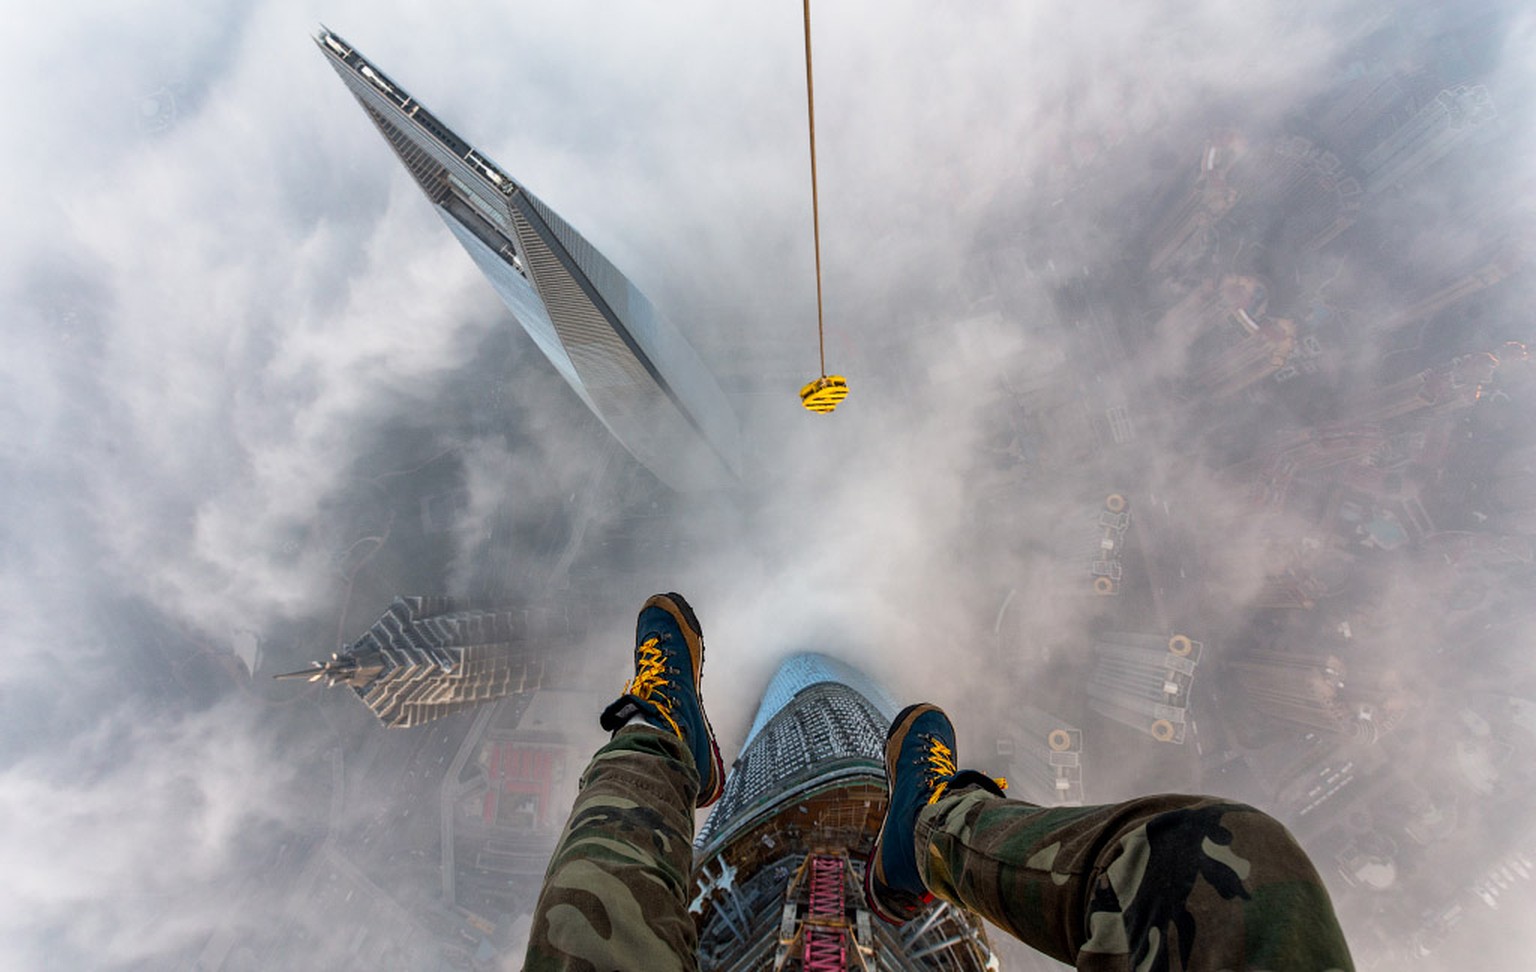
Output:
top-left (3, 1), bottom-right (1534, 969)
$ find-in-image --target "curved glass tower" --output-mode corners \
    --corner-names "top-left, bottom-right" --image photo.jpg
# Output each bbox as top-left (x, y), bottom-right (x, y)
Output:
top-left (315, 28), bottom-right (742, 491)
top-left (691, 653), bottom-right (994, 971)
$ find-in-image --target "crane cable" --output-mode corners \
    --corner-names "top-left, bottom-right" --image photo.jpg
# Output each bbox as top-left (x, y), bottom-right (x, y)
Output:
top-left (797, 0), bottom-right (849, 414)
top-left (803, 0), bottom-right (826, 378)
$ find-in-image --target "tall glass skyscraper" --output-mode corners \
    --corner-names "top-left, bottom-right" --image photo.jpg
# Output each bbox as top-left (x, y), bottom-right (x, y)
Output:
top-left (691, 653), bottom-right (995, 970)
top-left (315, 28), bottom-right (742, 491)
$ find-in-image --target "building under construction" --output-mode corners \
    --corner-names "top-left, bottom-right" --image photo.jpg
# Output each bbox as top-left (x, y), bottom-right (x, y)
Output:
top-left (690, 653), bottom-right (995, 971)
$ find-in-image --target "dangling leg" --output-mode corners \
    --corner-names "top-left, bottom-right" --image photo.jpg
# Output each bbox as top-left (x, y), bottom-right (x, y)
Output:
top-left (524, 726), bottom-right (701, 972)
top-left (917, 789), bottom-right (1355, 971)
top-left (524, 593), bottom-right (725, 972)
top-left (867, 703), bottom-right (1354, 971)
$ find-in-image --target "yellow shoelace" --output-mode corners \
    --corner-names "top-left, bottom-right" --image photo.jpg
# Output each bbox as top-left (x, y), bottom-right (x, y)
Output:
top-left (924, 737), bottom-right (1008, 804)
top-left (924, 738), bottom-right (958, 804)
top-left (624, 637), bottom-right (683, 740)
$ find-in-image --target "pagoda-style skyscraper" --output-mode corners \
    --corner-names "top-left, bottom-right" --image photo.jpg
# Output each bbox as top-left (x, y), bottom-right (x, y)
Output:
top-left (314, 27), bottom-right (741, 491)
top-left (277, 596), bottom-right (543, 728)
top-left (690, 654), bottom-right (995, 970)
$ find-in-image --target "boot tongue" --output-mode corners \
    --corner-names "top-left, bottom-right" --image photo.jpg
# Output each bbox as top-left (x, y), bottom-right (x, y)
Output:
top-left (599, 695), bottom-right (646, 732)
top-left (942, 769), bottom-right (1008, 798)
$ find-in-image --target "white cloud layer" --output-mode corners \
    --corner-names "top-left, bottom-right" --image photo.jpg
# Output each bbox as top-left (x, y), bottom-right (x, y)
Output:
top-left (2, 0), bottom-right (1534, 969)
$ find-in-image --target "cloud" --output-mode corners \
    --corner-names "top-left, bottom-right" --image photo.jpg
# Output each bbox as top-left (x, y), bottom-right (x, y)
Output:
top-left (0, 698), bottom-right (305, 969)
top-left (2, 0), bottom-right (1534, 969)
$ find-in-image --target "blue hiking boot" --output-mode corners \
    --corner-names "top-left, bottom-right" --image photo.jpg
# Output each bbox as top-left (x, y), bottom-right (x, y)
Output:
top-left (599, 593), bottom-right (726, 808)
top-left (864, 703), bottom-right (1006, 923)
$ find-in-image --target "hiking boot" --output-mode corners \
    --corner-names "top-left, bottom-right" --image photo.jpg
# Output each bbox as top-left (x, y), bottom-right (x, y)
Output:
top-left (599, 593), bottom-right (726, 807)
top-left (864, 703), bottom-right (1006, 923)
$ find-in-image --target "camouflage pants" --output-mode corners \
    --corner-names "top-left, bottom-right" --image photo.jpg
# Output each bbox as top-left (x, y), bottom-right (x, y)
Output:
top-left (527, 728), bottom-right (1353, 971)
top-left (918, 787), bottom-right (1355, 970)
top-left (524, 726), bottom-right (700, 972)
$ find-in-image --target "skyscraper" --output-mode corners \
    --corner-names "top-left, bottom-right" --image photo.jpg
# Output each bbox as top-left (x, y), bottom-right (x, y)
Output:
top-left (1359, 84), bottom-right (1496, 193)
top-left (690, 654), bottom-right (996, 970)
top-left (1226, 135), bottom-right (1362, 252)
top-left (315, 28), bottom-right (742, 491)
top-left (1376, 241), bottom-right (1530, 337)
top-left (1155, 274), bottom-right (1270, 347)
top-left (1190, 314), bottom-right (1297, 398)
top-left (1347, 350), bottom-right (1499, 425)
top-left (1145, 132), bottom-right (1242, 276)
top-left (1227, 651), bottom-right (1411, 744)
top-left (277, 596), bottom-right (545, 728)
top-left (1227, 650), bottom-right (1354, 737)
top-left (994, 705), bottom-right (1084, 806)
top-left (1087, 633), bottom-right (1203, 744)
top-left (1315, 69), bottom-right (1407, 159)
top-left (1223, 425), bottom-right (1387, 514)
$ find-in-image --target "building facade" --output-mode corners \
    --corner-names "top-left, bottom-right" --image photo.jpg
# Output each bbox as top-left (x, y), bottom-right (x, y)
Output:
top-left (315, 28), bottom-right (742, 491)
top-left (691, 653), bottom-right (996, 971)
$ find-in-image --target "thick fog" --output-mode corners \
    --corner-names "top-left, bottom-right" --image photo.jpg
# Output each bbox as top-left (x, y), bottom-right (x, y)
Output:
top-left (2, 0), bottom-right (1533, 969)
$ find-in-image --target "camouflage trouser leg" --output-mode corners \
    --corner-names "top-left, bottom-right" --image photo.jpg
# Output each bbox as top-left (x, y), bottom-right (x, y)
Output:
top-left (524, 726), bottom-right (700, 972)
top-left (916, 790), bottom-right (1354, 971)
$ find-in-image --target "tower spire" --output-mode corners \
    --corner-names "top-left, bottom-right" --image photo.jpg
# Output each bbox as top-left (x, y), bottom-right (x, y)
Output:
top-left (272, 653), bottom-right (363, 686)
top-left (272, 664), bottom-right (323, 682)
